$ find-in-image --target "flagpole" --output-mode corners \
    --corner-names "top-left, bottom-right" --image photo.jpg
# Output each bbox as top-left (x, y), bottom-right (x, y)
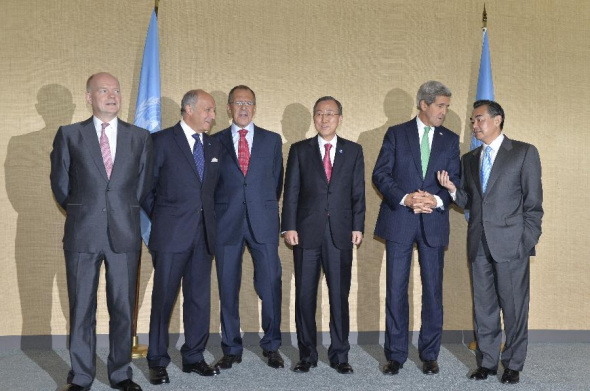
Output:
top-left (132, 0), bottom-right (161, 359)
top-left (469, 3), bottom-right (488, 351)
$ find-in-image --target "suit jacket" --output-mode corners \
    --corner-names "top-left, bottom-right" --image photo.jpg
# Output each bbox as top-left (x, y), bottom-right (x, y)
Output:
top-left (141, 122), bottom-right (222, 253)
top-left (50, 117), bottom-right (153, 253)
top-left (214, 125), bottom-right (283, 245)
top-left (454, 136), bottom-right (543, 262)
top-left (373, 118), bottom-right (460, 247)
top-left (282, 136), bottom-right (365, 250)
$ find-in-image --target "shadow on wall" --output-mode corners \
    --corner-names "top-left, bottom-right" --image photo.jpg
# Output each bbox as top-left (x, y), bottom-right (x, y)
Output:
top-left (5, 84), bottom-right (76, 386)
top-left (278, 103), bottom-right (312, 334)
top-left (209, 90), bottom-right (231, 135)
top-left (355, 88), bottom-right (414, 342)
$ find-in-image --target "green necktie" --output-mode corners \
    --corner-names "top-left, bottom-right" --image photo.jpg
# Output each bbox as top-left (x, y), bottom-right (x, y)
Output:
top-left (421, 126), bottom-right (431, 178)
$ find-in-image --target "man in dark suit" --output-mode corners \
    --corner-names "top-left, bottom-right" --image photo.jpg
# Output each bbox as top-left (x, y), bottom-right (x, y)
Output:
top-left (213, 85), bottom-right (284, 370)
top-left (282, 96), bottom-right (365, 374)
top-left (50, 72), bottom-right (153, 391)
top-left (373, 81), bottom-right (460, 376)
top-left (142, 90), bottom-right (221, 385)
top-left (438, 100), bottom-right (543, 384)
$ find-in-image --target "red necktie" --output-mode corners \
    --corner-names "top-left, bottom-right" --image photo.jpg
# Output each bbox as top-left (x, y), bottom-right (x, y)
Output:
top-left (238, 129), bottom-right (250, 176)
top-left (323, 143), bottom-right (332, 183)
top-left (100, 122), bottom-right (113, 179)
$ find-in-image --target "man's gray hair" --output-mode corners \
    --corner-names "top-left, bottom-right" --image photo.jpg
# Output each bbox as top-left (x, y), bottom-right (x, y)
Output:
top-left (416, 81), bottom-right (452, 109)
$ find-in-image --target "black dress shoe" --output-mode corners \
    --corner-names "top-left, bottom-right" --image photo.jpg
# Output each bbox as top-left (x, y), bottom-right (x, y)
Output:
top-left (149, 366), bottom-right (170, 385)
top-left (501, 368), bottom-right (520, 384)
top-left (422, 360), bottom-right (439, 375)
top-left (293, 360), bottom-right (317, 373)
top-left (469, 366), bottom-right (497, 380)
top-left (114, 379), bottom-right (142, 391)
top-left (263, 350), bottom-right (285, 368)
top-left (64, 384), bottom-right (90, 391)
top-left (383, 360), bottom-right (403, 375)
top-left (183, 360), bottom-right (219, 376)
top-left (330, 362), bottom-right (354, 374)
top-left (214, 354), bottom-right (242, 370)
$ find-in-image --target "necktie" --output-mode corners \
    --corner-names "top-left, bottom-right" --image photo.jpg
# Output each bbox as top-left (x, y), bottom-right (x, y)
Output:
top-left (323, 143), bottom-right (333, 183)
top-left (420, 126), bottom-right (431, 179)
top-left (480, 145), bottom-right (492, 194)
top-left (100, 122), bottom-right (113, 179)
top-left (192, 134), bottom-right (205, 181)
top-left (238, 129), bottom-right (250, 176)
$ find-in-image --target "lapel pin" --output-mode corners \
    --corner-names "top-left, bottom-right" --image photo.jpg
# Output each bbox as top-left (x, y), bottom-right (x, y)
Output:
top-left (338, 149), bottom-right (343, 154)
top-left (439, 131), bottom-right (443, 135)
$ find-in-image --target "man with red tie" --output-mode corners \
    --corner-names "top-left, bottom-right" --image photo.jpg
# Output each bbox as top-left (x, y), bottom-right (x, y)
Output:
top-left (282, 96), bottom-right (365, 374)
top-left (213, 85), bottom-right (285, 370)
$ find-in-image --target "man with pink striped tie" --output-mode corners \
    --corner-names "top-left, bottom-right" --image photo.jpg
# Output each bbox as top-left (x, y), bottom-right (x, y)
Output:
top-left (50, 72), bottom-right (153, 391)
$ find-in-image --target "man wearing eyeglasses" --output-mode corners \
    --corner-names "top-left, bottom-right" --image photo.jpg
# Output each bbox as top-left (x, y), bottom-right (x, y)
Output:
top-left (282, 96), bottom-right (365, 374)
top-left (213, 85), bottom-right (285, 370)
top-left (372, 81), bottom-right (460, 376)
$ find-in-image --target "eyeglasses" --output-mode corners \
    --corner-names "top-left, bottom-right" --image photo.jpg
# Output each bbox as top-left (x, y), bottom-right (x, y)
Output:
top-left (314, 112), bottom-right (340, 119)
top-left (230, 101), bottom-right (256, 107)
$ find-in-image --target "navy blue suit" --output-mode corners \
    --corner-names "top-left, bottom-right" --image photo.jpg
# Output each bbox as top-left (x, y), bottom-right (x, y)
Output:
top-left (214, 125), bottom-right (283, 355)
top-left (142, 122), bottom-right (222, 367)
top-left (373, 118), bottom-right (459, 364)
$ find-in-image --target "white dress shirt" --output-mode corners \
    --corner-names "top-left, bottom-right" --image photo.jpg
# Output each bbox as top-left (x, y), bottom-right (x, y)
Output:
top-left (318, 134), bottom-right (337, 165)
top-left (180, 119), bottom-right (203, 150)
top-left (93, 116), bottom-right (118, 162)
top-left (231, 122), bottom-right (254, 156)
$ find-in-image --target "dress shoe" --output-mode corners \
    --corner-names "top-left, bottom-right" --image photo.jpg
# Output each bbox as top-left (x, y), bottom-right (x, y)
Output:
top-left (64, 384), bottom-right (90, 391)
top-left (183, 360), bottom-right (219, 376)
top-left (469, 366), bottom-right (497, 380)
top-left (263, 350), bottom-right (285, 368)
top-left (214, 354), bottom-right (242, 370)
top-left (422, 360), bottom-right (439, 375)
top-left (501, 368), bottom-right (520, 384)
top-left (114, 379), bottom-right (142, 391)
top-left (330, 362), bottom-right (354, 374)
top-left (293, 360), bottom-right (317, 373)
top-left (383, 360), bottom-right (403, 375)
top-left (149, 366), bottom-right (170, 385)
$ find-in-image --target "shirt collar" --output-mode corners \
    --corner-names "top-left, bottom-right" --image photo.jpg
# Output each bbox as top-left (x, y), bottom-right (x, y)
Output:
top-left (93, 116), bottom-right (118, 132)
top-left (317, 134), bottom-right (338, 149)
top-left (416, 116), bottom-right (431, 133)
top-left (180, 119), bottom-right (202, 142)
top-left (483, 133), bottom-right (505, 152)
top-left (231, 122), bottom-right (254, 136)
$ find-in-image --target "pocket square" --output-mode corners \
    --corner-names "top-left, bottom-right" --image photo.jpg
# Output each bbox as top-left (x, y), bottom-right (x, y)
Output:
top-left (211, 157), bottom-right (218, 163)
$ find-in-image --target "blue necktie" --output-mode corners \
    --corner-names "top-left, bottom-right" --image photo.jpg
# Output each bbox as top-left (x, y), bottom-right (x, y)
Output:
top-left (480, 146), bottom-right (492, 194)
top-left (192, 134), bottom-right (205, 181)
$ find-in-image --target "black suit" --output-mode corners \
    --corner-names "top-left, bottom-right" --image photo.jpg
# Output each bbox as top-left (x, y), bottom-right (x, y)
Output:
top-left (142, 122), bottom-right (222, 368)
top-left (282, 136), bottom-right (365, 364)
top-left (50, 117), bottom-right (153, 387)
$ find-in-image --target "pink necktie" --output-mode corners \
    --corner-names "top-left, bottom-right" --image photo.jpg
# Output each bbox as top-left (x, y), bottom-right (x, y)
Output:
top-left (238, 129), bottom-right (250, 176)
top-left (100, 122), bottom-right (113, 179)
top-left (323, 143), bottom-right (332, 183)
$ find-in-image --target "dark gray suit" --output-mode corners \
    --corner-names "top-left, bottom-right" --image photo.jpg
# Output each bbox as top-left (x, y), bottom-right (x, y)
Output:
top-left (50, 117), bottom-right (153, 387)
top-left (454, 135), bottom-right (542, 371)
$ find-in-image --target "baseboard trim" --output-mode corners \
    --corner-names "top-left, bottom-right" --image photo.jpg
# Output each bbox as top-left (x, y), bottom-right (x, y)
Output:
top-left (2, 330), bottom-right (589, 351)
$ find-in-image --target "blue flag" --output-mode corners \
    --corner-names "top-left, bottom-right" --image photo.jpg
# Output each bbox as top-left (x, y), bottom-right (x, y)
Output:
top-left (135, 9), bottom-right (161, 245)
top-left (471, 28), bottom-right (494, 151)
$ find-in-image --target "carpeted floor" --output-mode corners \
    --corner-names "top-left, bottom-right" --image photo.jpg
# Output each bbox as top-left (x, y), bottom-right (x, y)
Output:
top-left (1, 343), bottom-right (588, 390)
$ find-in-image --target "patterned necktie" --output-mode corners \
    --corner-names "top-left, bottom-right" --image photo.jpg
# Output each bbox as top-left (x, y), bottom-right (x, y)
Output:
top-left (192, 134), bottom-right (205, 181)
top-left (100, 122), bottom-right (113, 179)
top-left (238, 129), bottom-right (250, 176)
top-left (323, 143), bottom-right (333, 183)
top-left (480, 145), bottom-right (492, 194)
top-left (420, 126), bottom-right (431, 179)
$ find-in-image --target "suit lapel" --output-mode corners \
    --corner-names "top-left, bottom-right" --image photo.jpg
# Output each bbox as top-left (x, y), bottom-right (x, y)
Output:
top-left (219, 127), bottom-right (240, 169)
top-left (111, 119), bottom-right (131, 182)
top-left (470, 147), bottom-right (483, 197)
top-left (202, 133), bottom-right (215, 186)
top-left (485, 136), bottom-right (513, 195)
top-left (405, 119), bottom-right (423, 178)
top-left (309, 137), bottom-right (328, 185)
top-left (172, 122), bottom-right (201, 181)
top-left (80, 117), bottom-right (109, 182)
top-left (331, 137), bottom-right (346, 186)
top-left (425, 127), bottom-right (445, 179)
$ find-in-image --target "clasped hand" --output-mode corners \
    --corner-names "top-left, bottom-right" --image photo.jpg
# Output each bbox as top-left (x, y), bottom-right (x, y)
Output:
top-left (405, 190), bottom-right (436, 214)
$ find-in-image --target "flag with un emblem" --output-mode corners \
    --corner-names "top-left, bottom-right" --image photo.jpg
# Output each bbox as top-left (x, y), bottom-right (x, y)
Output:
top-left (135, 9), bottom-right (161, 245)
